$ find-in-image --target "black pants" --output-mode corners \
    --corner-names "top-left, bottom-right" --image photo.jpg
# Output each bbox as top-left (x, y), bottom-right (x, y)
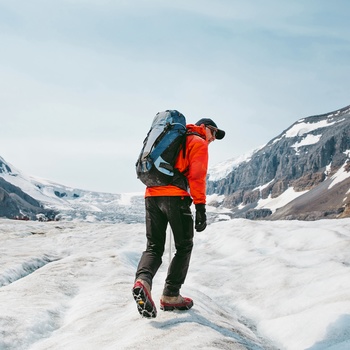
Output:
top-left (135, 196), bottom-right (194, 296)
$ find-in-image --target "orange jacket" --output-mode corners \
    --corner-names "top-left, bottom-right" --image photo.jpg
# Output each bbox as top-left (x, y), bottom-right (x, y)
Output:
top-left (145, 124), bottom-right (208, 204)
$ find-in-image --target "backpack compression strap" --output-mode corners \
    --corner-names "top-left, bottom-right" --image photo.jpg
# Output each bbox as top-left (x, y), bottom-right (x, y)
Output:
top-left (171, 131), bottom-right (206, 191)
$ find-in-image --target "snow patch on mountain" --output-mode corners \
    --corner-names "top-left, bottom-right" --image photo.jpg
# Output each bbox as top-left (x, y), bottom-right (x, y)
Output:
top-left (207, 193), bottom-right (225, 204)
top-left (208, 147), bottom-right (264, 181)
top-left (328, 157), bottom-right (350, 189)
top-left (291, 134), bottom-right (322, 154)
top-left (253, 179), bottom-right (275, 193)
top-left (272, 111), bottom-right (348, 145)
top-left (285, 119), bottom-right (337, 138)
top-left (256, 187), bottom-right (308, 213)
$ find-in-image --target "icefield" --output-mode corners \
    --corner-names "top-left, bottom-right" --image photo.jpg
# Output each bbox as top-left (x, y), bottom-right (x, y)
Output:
top-left (1, 218), bottom-right (350, 349)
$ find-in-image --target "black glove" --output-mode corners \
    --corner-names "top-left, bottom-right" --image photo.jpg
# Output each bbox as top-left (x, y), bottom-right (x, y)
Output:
top-left (195, 204), bottom-right (207, 232)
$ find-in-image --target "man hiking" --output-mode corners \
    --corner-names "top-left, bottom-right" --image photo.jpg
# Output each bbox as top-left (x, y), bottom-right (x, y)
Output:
top-left (132, 117), bottom-right (225, 318)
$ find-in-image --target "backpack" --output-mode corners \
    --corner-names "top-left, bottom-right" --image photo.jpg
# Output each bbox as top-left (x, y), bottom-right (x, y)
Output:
top-left (136, 110), bottom-right (187, 188)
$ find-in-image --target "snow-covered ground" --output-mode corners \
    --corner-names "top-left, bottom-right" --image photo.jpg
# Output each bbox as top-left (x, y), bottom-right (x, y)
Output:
top-left (1, 217), bottom-right (350, 350)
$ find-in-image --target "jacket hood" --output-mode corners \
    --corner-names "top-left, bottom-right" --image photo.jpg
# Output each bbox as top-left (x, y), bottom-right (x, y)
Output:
top-left (186, 124), bottom-right (207, 138)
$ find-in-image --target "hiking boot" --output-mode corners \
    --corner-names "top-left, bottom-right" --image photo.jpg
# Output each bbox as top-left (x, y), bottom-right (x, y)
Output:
top-left (160, 294), bottom-right (193, 311)
top-left (132, 279), bottom-right (157, 318)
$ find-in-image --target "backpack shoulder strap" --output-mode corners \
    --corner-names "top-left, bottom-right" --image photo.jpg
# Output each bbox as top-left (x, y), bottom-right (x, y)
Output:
top-left (182, 131), bottom-right (206, 158)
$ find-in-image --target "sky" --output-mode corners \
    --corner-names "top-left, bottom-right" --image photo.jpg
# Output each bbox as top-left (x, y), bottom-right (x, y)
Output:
top-left (1, 217), bottom-right (350, 349)
top-left (0, 0), bottom-right (350, 194)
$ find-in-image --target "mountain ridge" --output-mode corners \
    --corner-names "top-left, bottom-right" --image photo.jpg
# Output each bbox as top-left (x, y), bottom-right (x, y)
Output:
top-left (0, 156), bottom-right (144, 222)
top-left (207, 104), bottom-right (350, 220)
top-left (1, 104), bottom-right (350, 221)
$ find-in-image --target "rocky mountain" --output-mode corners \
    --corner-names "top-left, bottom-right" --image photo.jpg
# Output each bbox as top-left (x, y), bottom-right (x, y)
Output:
top-left (0, 157), bottom-right (144, 223)
top-left (1, 104), bottom-right (349, 222)
top-left (207, 104), bottom-right (350, 220)
top-left (0, 159), bottom-right (57, 220)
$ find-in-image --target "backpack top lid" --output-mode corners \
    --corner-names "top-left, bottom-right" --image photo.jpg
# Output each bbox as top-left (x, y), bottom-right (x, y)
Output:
top-left (195, 118), bottom-right (225, 140)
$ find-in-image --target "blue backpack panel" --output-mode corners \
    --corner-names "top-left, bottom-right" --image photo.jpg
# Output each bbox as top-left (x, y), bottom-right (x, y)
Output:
top-left (136, 110), bottom-right (187, 187)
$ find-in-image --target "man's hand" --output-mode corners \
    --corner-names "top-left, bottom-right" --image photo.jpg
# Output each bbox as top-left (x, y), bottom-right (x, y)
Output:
top-left (195, 204), bottom-right (207, 232)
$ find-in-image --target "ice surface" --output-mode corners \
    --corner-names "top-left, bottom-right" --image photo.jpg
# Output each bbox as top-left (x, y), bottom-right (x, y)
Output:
top-left (1, 217), bottom-right (350, 349)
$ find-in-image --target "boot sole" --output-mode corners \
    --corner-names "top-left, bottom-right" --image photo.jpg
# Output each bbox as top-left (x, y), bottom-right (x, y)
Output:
top-left (132, 282), bottom-right (157, 318)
